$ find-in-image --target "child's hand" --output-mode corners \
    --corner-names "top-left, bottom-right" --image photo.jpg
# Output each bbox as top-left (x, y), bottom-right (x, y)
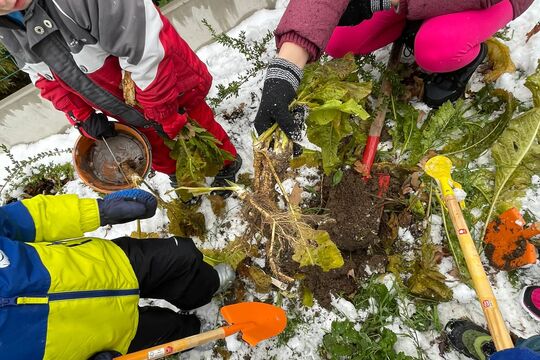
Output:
top-left (98, 189), bottom-right (157, 226)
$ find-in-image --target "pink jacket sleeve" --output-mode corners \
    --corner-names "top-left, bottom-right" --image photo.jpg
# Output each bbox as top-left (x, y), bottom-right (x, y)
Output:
top-left (274, 0), bottom-right (350, 62)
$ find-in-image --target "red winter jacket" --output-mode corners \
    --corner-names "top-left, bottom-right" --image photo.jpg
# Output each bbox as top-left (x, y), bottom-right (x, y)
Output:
top-left (0, 0), bottom-right (211, 135)
top-left (275, 0), bottom-right (535, 62)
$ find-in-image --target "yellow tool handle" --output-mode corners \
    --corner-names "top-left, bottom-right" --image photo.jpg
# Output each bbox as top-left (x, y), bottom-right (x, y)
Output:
top-left (445, 195), bottom-right (514, 351)
top-left (116, 328), bottom-right (227, 360)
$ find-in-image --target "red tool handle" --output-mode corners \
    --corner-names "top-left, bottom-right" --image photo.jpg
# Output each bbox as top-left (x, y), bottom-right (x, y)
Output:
top-left (361, 135), bottom-right (381, 177)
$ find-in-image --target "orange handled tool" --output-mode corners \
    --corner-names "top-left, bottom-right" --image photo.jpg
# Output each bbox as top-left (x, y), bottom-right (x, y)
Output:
top-left (425, 155), bottom-right (513, 351)
top-left (115, 302), bottom-right (287, 360)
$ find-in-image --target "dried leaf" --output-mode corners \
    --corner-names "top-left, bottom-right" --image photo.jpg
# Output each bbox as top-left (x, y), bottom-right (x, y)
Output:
top-left (526, 22), bottom-right (540, 43)
top-left (247, 266), bottom-right (273, 293)
top-left (208, 194), bottom-right (226, 217)
top-left (408, 268), bottom-right (453, 301)
top-left (485, 38), bottom-right (516, 83)
top-left (129, 231), bottom-right (161, 239)
top-left (122, 71), bottom-right (137, 106)
top-left (289, 183), bottom-right (303, 207)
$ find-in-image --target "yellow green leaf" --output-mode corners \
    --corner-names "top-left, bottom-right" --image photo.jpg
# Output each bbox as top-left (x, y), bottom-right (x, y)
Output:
top-left (485, 38), bottom-right (516, 83)
top-left (292, 230), bottom-right (344, 272)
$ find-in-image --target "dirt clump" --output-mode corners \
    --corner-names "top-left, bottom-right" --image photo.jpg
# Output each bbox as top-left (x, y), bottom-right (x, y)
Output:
top-left (320, 170), bottom-right (385, 251)
top-left (299, 253), bottom-right (387, 308)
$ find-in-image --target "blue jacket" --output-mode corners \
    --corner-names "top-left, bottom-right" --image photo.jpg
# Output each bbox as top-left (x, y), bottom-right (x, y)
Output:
top-left (0, 195), bottom-right (139, 360)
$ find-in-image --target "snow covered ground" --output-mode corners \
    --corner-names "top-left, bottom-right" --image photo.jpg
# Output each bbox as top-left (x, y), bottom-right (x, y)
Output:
top-left (1, 0), bottom-right (540, 358)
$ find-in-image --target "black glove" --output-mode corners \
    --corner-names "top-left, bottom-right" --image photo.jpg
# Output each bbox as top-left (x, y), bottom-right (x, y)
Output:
top-left (87, 351), bottom-right (122, 360)
top-left (98, 189), bottom-right (157, 226)
top-left (254, 58), bottom-right (304, 141)
top-left (337, 0), bottom-right (392, 26)
top-left (78, 112), bottom-right (116, 140)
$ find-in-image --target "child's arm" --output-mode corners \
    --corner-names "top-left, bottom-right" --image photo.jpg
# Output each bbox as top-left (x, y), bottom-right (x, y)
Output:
top-left (0, 194), bottom-right (100, 242)
top-left (63, 0), bottom-right (196, 138)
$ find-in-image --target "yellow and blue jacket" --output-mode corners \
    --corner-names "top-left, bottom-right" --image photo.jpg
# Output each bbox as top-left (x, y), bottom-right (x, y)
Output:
top-left (0, 194), bottom-right (139, 360)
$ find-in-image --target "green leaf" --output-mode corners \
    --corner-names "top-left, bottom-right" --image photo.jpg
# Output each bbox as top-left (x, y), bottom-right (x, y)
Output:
top-left (480, 65), bottom-right (540, 238)
top-left (302, 286), bottom-right (314, 307)
top-left (332, 168), bottom-right (344, 186)
top-left (483, 107), bottom-right (540, 232)
top-left (292, 230), bottom-right (344, 271)
top-left (421, 100), bottom-right (465, 152)
top-left (202, 238), bottom-right (250, 269)
top-left (526, 59), bottom-right (540, 107)
top-left (443, 90), bottom-right (516, 160)
top-left (290, 149), bottom-right (322, 169)
top-left (169, 120), bottom-right (234, 189)
top-left (307, 113), bottom-right (353, 175)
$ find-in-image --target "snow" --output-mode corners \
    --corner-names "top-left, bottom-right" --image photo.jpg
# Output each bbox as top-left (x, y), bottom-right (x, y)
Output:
top-left (2, 0), bottom-right (540, 359)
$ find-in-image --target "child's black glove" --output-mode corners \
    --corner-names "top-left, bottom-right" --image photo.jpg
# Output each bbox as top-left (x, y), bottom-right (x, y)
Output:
top-left (98, 189), bottom-right (157, 226)
top-left (254, 58), bottom-right (304, 141)
top-left (338, 0), bottom-right (393, 26)
top-left (78, 112), bottom-right (116, 140)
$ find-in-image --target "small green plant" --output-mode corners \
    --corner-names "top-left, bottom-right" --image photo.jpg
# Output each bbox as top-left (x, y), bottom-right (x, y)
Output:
top-left (0, 145), bottom-right (71, 202)
top-left (20, 162), bottom-right (74, 197)
top-left (322, 281), bottom-right (415, 360)
top-left (202, 19), bottom-right (273, 108)
top-left (164, 119), bottom-right (234, 201)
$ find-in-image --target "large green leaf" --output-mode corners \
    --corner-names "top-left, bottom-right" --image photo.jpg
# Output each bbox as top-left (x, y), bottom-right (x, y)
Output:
top-left (307, 113), bottom-right (353, 174)
top-left (482, 66), bottom-right (540, 238)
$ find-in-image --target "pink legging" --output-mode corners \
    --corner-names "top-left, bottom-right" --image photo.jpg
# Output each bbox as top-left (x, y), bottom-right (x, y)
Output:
top-left (326, 0), bottom-right (513, 73)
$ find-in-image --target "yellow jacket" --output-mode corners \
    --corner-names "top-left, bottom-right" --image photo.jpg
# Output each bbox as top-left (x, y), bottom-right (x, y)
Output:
top-left (0, 194), bottom-right (139, 360)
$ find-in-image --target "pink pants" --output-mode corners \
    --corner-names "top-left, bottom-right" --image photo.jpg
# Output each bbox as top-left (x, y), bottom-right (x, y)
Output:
top-left (326, 0), bottom-right (513, 73)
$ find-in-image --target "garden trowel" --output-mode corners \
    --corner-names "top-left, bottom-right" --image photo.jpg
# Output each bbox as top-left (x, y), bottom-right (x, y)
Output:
top-left (484, 207), bottom-right (539, 270)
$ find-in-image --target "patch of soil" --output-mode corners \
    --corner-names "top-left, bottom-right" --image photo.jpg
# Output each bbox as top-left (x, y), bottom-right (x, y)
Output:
top-left (294, 252), bottom-right (388, 308)
top-left (320, 170), bottom-right (387, 251)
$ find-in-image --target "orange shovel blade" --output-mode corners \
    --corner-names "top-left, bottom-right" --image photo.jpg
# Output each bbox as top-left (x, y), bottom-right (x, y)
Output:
top-left (484, 208), bottom-right (539, 270)
top-left (220, 302), bottom-right (287, 346)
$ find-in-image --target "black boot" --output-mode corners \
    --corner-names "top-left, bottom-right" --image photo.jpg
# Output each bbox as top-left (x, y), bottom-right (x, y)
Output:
top-left (424, 43), bottom-right (488, 108)
top-left (210, 155), bottom-right (243, 198)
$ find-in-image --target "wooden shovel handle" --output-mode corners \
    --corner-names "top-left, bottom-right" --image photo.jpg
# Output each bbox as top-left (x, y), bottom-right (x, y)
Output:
top-left (444, 195), bottom-right (514, 350)
top-left (116, 327), bottom-right (228, 360)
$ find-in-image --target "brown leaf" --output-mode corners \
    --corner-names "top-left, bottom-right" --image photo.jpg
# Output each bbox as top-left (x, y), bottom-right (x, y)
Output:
top-left (347, 268), bottom-right (356, 279)
top-left (208, 194), bottom-right (226, 217)
top-left (410, 172), bottom-right (422, 189)
top-left (121, 71), bottom-right (138, 107)
top-left (418, 151), bottom-right (438, 170)
top-left (289, 183), bottom-right (303, 207)
top-left (484, 38), bottom-right (516, 83)
top-left (526, 22), bottom-right (540, 43)
top-left (353, 160), bottom-right (369, 177)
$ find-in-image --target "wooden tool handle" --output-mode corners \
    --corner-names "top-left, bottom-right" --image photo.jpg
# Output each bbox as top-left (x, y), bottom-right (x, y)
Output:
top-left (116, 328), bottom-right (227, 360)
top-left (445, 195), bottom-right (514, 350)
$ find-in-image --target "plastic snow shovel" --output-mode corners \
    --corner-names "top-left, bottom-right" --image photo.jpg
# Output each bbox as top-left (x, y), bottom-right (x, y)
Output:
top-left (484, 207), bottom-right (539, 271)
top-left (115, 302), bottom-right (287, 360)
top-left (425, 155), bottom-right (514, 351)
top-left (358, 41), bottom-right (403, 197)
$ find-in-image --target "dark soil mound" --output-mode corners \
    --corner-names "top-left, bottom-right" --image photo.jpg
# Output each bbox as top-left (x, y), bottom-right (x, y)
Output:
top-left (320, 171), bottom-right (385, 251)
top-left (299, 253), bottom-right (387, 308)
